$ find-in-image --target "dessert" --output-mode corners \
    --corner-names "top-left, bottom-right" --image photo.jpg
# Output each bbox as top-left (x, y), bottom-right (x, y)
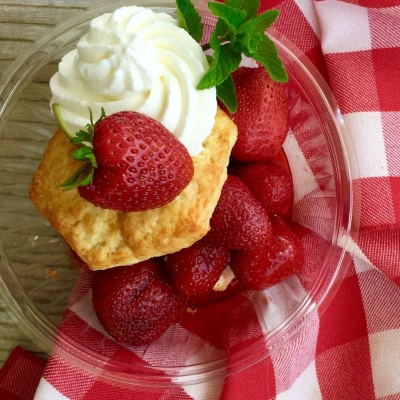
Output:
top-left (30, 107), bottom-right (236, 270)
top-left (29, 4), bottom-right (237, 270)
top-left (29, 0), bottom-right (304, 346)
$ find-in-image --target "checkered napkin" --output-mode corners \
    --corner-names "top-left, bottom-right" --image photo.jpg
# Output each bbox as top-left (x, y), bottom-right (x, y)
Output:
top-left (2, 0), bottom-right (400, 399)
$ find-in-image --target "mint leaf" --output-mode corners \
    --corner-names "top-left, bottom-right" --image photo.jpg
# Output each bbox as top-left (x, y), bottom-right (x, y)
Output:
top-left (208, 2), bottom-right (247, 31)
top-left (176, 0), bottom-right (203, 42)
top-left (240, 0), bottom-right (260, 19)
top-left (235, 11), bottom-right (279, 54)
top-left (205, 54), bottom-right (214, 65)
top-left (238, 9), bottom-right (279, 34)
top-left (225, 0), bottom-right (260, 20)
top-left (216, 74), bottom-right (237, 113)
top-left (224, 0), bottom-right (243, 9)
top-left (187, 0), bottom-right (289, 111)
top-left (236, 30), bottom-right (264, 54)
top-left (214, 17), bottom-right (230, 39)
top-left (197, 41), bottom-right (242, 89)
top-left (252, 35), bottom-right (288, 82)
top-left (210, 28), bottom-right (221, 52)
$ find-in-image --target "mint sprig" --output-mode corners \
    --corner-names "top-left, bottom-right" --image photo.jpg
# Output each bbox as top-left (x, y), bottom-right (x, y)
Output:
top-left (176, 0), bottom-right (203, 42)
top-left (176, 0), bottom-right (288, 113)
top-left (52, 103), bottom-right (104, 190)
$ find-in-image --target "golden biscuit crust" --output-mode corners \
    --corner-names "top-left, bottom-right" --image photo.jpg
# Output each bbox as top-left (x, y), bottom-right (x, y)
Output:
top-left (29, 108), bottom-right (237, 270)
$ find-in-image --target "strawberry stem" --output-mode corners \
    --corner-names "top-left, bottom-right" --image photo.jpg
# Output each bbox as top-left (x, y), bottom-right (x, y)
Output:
top-left (53, 104), bottom-right (102, 191)
top-left (52, 103), bottom-right (75, 141)
top-left (57, 163), bottom-right (94, 190)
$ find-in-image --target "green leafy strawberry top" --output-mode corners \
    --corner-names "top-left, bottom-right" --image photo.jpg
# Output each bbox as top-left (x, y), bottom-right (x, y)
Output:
top-left (176, 0), bottom-right (288, 113)
top-left (53, 103), bottom-right (103, 190)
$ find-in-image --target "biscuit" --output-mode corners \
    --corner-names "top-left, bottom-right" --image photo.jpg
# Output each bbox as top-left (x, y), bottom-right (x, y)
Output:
top-left (30, 107), bottom-right (237, 270)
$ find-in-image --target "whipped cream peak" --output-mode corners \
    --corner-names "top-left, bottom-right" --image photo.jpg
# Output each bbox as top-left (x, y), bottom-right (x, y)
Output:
top-left (50, 6), bottom-right (217, 156)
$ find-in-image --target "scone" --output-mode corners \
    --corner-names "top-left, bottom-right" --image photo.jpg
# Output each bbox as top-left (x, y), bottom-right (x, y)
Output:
top-left (29, 107), bottom-right (237, 270)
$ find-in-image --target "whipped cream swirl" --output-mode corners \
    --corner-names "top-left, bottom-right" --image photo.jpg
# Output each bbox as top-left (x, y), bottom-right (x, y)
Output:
top-left (50, 6), bottom-right (217, 156)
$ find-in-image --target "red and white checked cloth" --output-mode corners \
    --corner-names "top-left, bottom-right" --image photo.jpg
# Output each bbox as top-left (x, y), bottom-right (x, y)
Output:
top-left (2, 0), bottom-right (400, 399)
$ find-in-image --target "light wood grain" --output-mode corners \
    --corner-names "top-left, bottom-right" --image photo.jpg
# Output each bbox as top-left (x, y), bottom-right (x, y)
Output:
top-left (0, 1), bottom-right (105, 79)
top-left (0, 0), bottom-right (108, 369)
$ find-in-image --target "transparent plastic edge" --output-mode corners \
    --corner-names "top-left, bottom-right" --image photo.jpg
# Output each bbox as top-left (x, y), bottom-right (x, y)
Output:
top-left (0, 5), bottom-right (361, 387)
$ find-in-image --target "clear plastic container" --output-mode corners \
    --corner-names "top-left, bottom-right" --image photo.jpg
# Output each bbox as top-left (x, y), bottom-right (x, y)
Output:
top-left (0, 0), bottom-right (358, 387)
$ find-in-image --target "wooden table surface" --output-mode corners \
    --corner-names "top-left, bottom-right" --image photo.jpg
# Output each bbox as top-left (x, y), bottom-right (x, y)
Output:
top-left (0, 0), bottom-right (107, 369)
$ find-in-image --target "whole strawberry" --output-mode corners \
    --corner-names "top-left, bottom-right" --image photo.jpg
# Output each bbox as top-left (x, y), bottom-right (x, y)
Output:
top-left (204, 175), bottom-right (272, 250)
top-left (234, 161), bottom-right (293, 217)
top-left (55, 106), bottom-right (194, 212)
top-left (230, 216), bottom-right (304, 290)
top-left (162, 238), bottom-right (229, 300)
top-left (92, 259), bottom-right (186, 346)
top-left (225, 67), bottom-right (289, 162)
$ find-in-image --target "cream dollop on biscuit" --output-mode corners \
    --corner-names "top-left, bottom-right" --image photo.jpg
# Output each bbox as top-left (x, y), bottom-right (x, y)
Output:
top-left (50, 6), bottom-right (217, 156)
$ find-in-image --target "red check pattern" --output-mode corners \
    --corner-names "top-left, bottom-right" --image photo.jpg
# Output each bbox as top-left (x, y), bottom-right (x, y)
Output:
top-left (2, 1), bottom-right (400, 399)
top-left (0, 346), bottom-right (45, 400)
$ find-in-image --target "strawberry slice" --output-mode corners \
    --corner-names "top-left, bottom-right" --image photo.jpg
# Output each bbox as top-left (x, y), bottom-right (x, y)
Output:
top-left (92, 259), bottom-right (186, 346)
top-left (162, 238), bottom-right (229, 299)
top-left (230, 216), bottom-right (304, 290)
top-left (224, 66), bottom-right (289, 162)
top-left (204, 175), bottom-right (272, 250)
top-left (234, 160), bottom-right (294, 217)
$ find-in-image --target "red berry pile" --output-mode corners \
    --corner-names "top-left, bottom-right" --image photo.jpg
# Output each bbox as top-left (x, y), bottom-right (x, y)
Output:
top-left (83, 66), bottom-right (305, 346)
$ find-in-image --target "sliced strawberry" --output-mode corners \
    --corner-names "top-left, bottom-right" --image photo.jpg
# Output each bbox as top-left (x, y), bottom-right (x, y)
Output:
top-left (225, 66), bottom-right (289, 162)
top-left (230, 216), bottom-right (304, 290)
top-left (92, 259), bottom-right (186, 346)
top-left (162, 238), bottom-right (229, 299)
top-left (234, 161), bottom-right (293, 217)
top-left (204, 175), bottom-right (272, 250)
